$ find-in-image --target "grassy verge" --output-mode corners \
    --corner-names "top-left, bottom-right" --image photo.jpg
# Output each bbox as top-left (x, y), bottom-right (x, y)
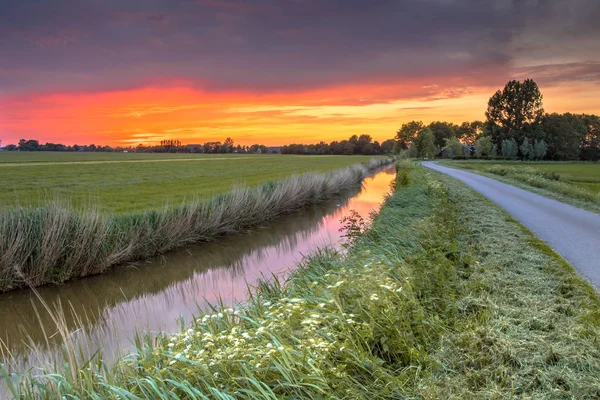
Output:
top-left (439, 160), bottom-right (600, 214)
top-left (3, 162), bottom-right (600, 398)
top-left (0, 158), bottom-right (391, 292)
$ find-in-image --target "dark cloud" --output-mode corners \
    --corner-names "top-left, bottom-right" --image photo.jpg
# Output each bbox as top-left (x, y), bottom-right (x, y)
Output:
top-left (513, 62), bottom-right (600, 85)
top-left (0, 0), bottom-right (598, 96)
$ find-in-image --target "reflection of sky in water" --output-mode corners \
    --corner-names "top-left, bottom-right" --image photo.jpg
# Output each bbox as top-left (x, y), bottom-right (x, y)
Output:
top-left (0, 167), bottom-right (395, 372)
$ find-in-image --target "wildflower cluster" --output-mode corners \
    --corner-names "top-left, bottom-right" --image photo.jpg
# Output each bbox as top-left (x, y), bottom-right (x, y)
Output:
top-left (135, 255), bottom-right (424, 397)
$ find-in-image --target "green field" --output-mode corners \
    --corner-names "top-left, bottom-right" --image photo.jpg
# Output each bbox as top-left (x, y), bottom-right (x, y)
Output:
top-left (442, 160), bottom-right (600, 194)
top-left (0, 153), bottom-right (380, 213)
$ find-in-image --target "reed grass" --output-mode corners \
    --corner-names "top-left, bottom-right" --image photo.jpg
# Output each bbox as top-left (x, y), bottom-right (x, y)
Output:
top-left (0, 158), bottom-right (392, 292)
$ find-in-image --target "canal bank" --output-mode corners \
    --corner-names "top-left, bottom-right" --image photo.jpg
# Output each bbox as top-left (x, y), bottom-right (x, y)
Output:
top-left (4, 162), bottom-right (600, 399)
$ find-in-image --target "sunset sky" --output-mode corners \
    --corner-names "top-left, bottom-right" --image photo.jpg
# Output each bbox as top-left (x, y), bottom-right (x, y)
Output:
top-left (1, 0), bottom-right (599, 146)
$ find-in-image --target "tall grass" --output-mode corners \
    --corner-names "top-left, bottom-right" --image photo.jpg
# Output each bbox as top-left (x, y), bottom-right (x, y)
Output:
top-left (0, 158), bottom-right (392, 292)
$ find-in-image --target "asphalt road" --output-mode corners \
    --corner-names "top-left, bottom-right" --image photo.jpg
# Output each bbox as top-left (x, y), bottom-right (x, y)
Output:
top-left (423, 162), bottom-right (600, 290)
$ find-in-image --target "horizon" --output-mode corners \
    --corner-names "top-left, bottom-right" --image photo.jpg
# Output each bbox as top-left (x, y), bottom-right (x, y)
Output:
top-left (1, 0), bottom-right (599, 147)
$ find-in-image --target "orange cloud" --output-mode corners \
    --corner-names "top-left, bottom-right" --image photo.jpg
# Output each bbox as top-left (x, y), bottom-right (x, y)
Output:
top-left (1, 78), bottom-right (598, 146)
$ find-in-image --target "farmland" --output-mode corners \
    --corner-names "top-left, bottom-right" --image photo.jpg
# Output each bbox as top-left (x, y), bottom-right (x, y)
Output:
top-left (0, 153), bottom-right (381, 213)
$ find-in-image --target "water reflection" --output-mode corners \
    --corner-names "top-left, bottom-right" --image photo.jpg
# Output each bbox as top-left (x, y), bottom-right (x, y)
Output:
top-left (0, 166), bottom-right (395, 369)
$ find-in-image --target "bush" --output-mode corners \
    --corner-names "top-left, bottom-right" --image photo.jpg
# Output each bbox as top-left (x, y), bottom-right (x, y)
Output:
top-left (540, 171), bottom-right (561, 181)
top-left (451, 156), bottom-right (468, 160)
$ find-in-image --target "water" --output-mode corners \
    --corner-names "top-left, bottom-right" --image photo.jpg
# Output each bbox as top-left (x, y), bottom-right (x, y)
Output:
top-left (0, 166), bottom-right (395, 372)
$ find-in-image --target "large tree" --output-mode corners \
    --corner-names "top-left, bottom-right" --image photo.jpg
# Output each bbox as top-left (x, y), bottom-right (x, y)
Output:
top-left (485, 79), bottom-right (544, 145)
top-left (394, 121), bottom-right (424, 151)
top-left (540, 113), bottom-right (586, 160)
top-left (581, 114), bottom-right (600, 161)
top-left (428, 121), bottom-right (457, 148)
top-left (413, 128), bottom-right (437, 158)
top-left (455, 121), bottom-right (483, 146)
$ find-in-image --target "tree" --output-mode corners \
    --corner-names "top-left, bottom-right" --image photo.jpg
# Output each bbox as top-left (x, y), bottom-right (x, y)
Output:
top-left (456, 121), bottom-right (483, 146)
top-left (222, 137), bottom-right (234, 153)
top-left (414, 128), bottom-right (437, 158)
top-left (520, 137), bottom-right (534, 160)
top-left (394, 121), bottom-right (424, 151)
top-left (474, 136), bottom-right (493, 158)
top-left (491, 144), bottom-right (498, 157)
top-left (533, 139), bottom-right (548, 160)
top-left (429, 121), bottom-right (456, 148)
top-left (380, 139), bottom-right (395, 154)
top-left (3, 144), bottom-right (17, 151)
top-left (581, 114), bottom-right (600, 161)
top-left (444, 137), bottom-right (464, 157)
top-left (18, 139), bottom-right (40, 151)
top-left (485, 79), bottom-right (544, 145)
top-left (540, 113), bottom-right (585, 160)
top-left (407, 142), bottom-right (418, 158)
top-left (502, 138), bottom-right (518, 159)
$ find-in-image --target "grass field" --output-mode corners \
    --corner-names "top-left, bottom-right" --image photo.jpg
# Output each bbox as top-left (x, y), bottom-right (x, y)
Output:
top-left (439, 160), bottom-right (600, 213)
top-left (6, 163), bottom-right (600, 399)
top-left (0, 153), bottom-right (380, 213)
top-left (443, 160), bottom-right (600, 194)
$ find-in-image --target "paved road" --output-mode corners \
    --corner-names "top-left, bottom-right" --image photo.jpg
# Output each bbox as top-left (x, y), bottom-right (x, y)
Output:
top-left (423, 162), bottom-right (600, 289)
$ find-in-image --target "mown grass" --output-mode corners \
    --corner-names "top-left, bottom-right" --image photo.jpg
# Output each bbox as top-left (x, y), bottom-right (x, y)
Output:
top-left (3, 162), bottom-right (599, 399)
top-left (0, 158), bottom-right (392, 292)
top-left (441, 160), bottom-right (600, 213)
top-left (0, 153), bottom-right (380, 213)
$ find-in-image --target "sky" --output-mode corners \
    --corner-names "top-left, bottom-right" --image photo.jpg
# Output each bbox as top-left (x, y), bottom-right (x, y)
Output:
top-left (1, 0), bottom-right (599, 146)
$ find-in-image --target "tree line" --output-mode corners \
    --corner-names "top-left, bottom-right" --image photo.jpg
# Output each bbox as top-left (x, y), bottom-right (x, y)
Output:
top-left (3, 135), bottom-right (396, 156)
top-left (396, 79), bottom-right (600, 161)
top-left (1, 137), bottom-right (272, 154)
top-left (281, 135), bottom-right (395, 155)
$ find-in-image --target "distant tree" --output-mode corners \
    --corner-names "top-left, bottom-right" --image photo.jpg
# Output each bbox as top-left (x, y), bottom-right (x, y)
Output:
top-left (372, 140), bottom-right (381, 155)
top-left (456, 121), bottom-right (483, 146)
top-left (18, 139), bottom-right (40, 151)
top-left (356, 134), bottom-right (373, 154)
top-left (581, 114), bottom-right (600, 161)
top-left (429, 121), bottom-right (457, 148)
top-left (491, 143), bottom-right (498, 157)
top-left (444, 137), bottom-right (464, 157)
top-left (501, 138), bottom-right (518, 159)
top-left (407, 142), bottom-right (418, 158)
top-left (540, 113), bottom-right (585, 160)
top-left (519, 137), bottom-right (535, 160)
top-left (342, 140), bottom-right (354, 155)
top-left (474, 136), bottom-right (493, 158)
top-left (380, 139), bottom-right (395, 154)
top-left (414, 128), bottom-right (437, 158)
top-left (486, 79), bottom-right (544, 146)
top-left (394, 121), bottom-right (424, 151)
top-left (533, 139), bottom-right (548, 160)
top-left (3, 144), bottom-right (17, 151)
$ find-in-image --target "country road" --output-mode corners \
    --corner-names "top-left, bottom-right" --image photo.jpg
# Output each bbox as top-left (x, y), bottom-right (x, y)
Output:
top-left (423, 162), bottom-right (600, 290)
